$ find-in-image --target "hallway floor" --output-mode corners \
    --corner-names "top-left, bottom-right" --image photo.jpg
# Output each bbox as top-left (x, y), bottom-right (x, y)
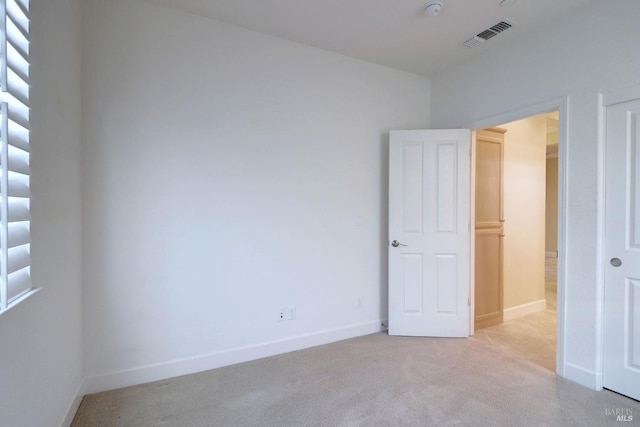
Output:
top-left (472, 257), bottom-right (557, 371)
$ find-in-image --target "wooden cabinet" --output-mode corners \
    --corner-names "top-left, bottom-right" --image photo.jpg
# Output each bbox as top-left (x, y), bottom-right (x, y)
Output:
top-left (474, 128), bottom-right (506, 330)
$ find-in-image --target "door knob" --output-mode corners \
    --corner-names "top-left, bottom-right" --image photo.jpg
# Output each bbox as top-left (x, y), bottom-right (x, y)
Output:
top-left (391, 240), bottom-right (407, 248)
top-left (610, 257), bottom-right (622, 267)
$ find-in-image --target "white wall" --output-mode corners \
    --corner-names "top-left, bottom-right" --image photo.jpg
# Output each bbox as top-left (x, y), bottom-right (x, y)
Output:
top-left (501, 116), bottom-right (547, 310)
top-left (431, 0), bottom-right (640, 387)
top-left (81, 0), bottom-right (430, 390)
top-left (0, 1), bottom-right (84, 426)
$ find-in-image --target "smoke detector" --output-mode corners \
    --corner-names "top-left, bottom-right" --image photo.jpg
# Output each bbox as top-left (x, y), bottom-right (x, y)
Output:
top-left (424, 2), bottom-right (444, 17)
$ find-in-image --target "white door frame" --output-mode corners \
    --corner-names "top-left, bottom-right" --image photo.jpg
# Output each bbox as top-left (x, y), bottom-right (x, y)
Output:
top-left (468, 96), bottom-right (569, 378)
top-left (598, 84), bottom-right (640, 391)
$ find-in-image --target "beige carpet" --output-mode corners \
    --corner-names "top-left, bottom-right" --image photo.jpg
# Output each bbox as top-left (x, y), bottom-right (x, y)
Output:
top-left (473, 256), bottom-right (558, 371)
top-left (72, 333), bottom-right (639, 426)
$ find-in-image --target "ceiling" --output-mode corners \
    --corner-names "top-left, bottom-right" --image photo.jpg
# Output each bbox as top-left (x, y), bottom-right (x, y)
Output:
top-left (148, 0), bottom-right (595, 77)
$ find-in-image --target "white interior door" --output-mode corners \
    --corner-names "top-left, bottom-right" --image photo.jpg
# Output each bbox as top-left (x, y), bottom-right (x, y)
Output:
top-left (603, 95), bottom-right (640, 400)
top-left (388, 129), bottom-right (470, 337)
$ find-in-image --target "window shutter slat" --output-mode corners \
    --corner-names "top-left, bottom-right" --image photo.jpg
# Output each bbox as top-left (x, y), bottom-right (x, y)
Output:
top-left (8, 119), bottom-right (28, 152)
top-left (7, 144), bottom-right (28, 174)
top-left (7, 105), bottom-right (28, 130)
top-left (7, 198), bottom-right (29, 222)
top-left (6, 221), bottom-right (27, 248)
top-left (8, 184), bottom-right (28, 198)
top-left (7, 242), bottom-right (27, 274)
top-left (7, 264), bottom-right (29, 301)
top-left (7, 67), bottom-right (28, 106)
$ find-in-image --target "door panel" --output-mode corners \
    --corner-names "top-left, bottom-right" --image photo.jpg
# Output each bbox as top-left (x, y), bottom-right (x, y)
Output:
top-left (436, 143), bottom-right (457, 233)
top-left (629, 280), bottom-right (640, 368)
top-left (402, 143), bottom-right (424, 233)
top-left (435, 254), bottom-right (457, 313)
top-left (603, 97), bottom-right (640, 400)
top-left (475, 137), bottom-right (502, 224)
top-left (632, 110), bottom-right (640, 248)
top-left (474, 231), bottom-right (503, 329)
top-left (388, 130), bottom-right (470, 337)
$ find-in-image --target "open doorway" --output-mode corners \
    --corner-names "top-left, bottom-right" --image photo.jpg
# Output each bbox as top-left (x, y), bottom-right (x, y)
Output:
top-left (472, 111), bottom-right (559, 372)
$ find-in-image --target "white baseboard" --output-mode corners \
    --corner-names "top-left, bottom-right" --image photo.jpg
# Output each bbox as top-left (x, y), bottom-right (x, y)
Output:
top-left (60, 379), bottom-right (86, 427)
top-left (82, 320), bottom-right (384, 395)
top-left (545, 251), bottom-right (558, 258)
top-left (564, 362), bottom-right (600, 390)
top-left (503, 299), bottom-right (546, 321)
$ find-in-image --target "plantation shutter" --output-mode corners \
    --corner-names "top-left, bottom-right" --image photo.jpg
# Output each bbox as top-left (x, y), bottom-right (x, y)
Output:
top-left (0, 0), bottom-right (30, 310)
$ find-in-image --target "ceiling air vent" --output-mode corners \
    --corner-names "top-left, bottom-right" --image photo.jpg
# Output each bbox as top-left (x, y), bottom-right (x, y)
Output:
top-left (463, 20), bottom-right (515, 48)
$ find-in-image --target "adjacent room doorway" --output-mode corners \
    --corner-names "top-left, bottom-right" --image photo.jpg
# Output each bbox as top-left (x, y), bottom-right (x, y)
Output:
top-left (472, 111), bottom-right (560, 372)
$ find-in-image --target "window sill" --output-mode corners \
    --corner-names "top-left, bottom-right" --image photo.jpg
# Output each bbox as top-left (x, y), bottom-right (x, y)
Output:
top-left (0, 288), bottom-right (42, 318)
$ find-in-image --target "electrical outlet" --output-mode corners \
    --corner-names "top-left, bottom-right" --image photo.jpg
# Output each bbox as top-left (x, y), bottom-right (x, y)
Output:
top-left (286, 305), bottom-right (296, 320)
top-left (278, 309), bottom-right (286, 322)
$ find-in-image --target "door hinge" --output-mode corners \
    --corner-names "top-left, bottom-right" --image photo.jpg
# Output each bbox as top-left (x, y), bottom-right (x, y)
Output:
top-left (468, 298), bottom-right (470, 306)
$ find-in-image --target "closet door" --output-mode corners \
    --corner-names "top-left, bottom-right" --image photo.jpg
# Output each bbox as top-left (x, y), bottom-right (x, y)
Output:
top-left (603, 92), bottom-right (640, 401)
top-left (474, 128), bottom-right (505, 330)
